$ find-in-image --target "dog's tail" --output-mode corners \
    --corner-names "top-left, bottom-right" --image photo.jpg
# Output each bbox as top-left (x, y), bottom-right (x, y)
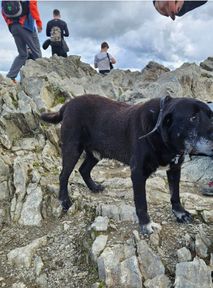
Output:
top-left (41, 103), bottom-right (67, 124)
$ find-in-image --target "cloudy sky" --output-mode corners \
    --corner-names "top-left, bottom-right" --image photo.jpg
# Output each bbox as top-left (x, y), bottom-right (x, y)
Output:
top-left (0, 0), bottom-right (213, 75)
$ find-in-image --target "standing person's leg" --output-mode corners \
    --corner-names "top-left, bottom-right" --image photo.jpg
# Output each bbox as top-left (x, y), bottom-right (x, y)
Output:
top-left (59, 46), bottom-right (67, 58)
top-left (51, 46), bottom-right (60, 56)
top-left (51, 45), bottom-right (54, 56)
top-left (56, 46), bottom-right (67, 57)
top-left (7, 24), bottom-right (28, 80)
top-left (51, 45), bottom-right (56, 56)
top-left (24, 29), bottom-right (42, 60)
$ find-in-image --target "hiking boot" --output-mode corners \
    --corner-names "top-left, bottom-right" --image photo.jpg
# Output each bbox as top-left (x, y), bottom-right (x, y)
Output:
top-left (7, 77), bottom-right (17, 84)
top-left (201, 181), bottom-right (213, 196)
top-left (11, 78), bottom-right (17, 84)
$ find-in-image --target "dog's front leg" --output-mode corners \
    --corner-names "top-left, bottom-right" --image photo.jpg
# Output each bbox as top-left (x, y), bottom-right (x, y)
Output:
top-left (167, 165), bottom-right (192, 223)
top-left (131, 167), bottom-right (154, 235)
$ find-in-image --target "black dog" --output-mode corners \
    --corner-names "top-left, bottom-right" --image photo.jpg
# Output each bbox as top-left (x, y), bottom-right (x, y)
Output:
top-left (41, 94), bottom-right (213, 235)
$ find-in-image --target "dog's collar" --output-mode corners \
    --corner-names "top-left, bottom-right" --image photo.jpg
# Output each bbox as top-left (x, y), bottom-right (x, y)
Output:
top-left (172, 154), bottom-right (182, 165)
top-left (171, 151), bottom-right (185, 165)
top-left (139, 95), bottom-right (170, 140)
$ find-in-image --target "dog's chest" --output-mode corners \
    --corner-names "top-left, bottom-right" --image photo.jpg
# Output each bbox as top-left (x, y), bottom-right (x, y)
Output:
top-left (158, 153), bottom-right (182, 168)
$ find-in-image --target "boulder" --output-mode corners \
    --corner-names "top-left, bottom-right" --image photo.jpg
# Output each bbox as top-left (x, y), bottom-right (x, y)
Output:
top-left (177, 247), bottom-right (192, 262)
top-left (137, 240), bottom-right (165, 280)
top-left (175, 257), bottom-right (212, 288)
top-left (91, 216), bottom-right (109, 232)
top-left (7, 236), bottom-right (47, 268)
top-left (91, 235), bottom-right (108, 262)
top-left (120, 256), bottom-right (143, 288)
top-left (144, 274), bottom-right (172, 288)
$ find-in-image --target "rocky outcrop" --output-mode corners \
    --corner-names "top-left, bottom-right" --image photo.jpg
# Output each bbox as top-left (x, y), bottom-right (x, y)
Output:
top-left (0, 55), bottom-right (213, 287)
top-left (19, 54), bottom-right (213, 106)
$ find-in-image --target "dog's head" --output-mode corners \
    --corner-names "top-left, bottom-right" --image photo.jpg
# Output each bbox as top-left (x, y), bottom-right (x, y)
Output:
top-left (159, 97), bottom-right (213, 156)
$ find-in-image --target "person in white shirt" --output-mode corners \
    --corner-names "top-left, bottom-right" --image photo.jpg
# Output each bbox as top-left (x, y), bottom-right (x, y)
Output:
top-left (94, 41), bottom-right (116, 75)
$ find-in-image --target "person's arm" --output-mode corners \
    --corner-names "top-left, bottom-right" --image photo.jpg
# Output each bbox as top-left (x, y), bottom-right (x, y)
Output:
top-left (153, 0), bottom-right (207, 20)
top-left (177, 1), bottom-right (207, 17)
top-left (29, 0), bottom-right (42, 31)
top-left (94, 55), bottom-right (98, 68)
top-left (46, 22), bottom-right (51, 37)
top-left (63, 22), bottom-right (69, 37)
top-left (109, 54), bottom-right (116, 64)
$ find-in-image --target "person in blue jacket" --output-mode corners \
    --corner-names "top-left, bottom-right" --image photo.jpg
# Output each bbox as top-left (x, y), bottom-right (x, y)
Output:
top-left (2, 0), bottom-right (42, 83)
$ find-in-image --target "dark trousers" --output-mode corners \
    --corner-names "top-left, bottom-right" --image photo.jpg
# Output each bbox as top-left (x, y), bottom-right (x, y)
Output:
top-left (99, 70), bottom-right (110, 75)
top-left (7, 23), bottom-right (41, 79)
top-left (51, 45), bottom-right (67, 58)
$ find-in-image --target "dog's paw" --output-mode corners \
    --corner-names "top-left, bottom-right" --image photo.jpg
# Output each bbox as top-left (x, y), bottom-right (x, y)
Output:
top-left (140, 222), bottom-right (161, 236)
top-left (61, 198), bottom-right (72, 212)
top-left (90, 183), bottom-right (105, 193)
top-left (172, 209), bottom-right (193, 223)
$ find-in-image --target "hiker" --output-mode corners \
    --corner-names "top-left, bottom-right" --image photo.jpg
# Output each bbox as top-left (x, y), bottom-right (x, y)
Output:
top-left (46, 9), bottom-right (69, 58)
top-left (94, 42), bottom-right (116, 75)
top-left (153, 0), bottom-right (212, 196)
top-left (153, 0), bottom-right (207, 20)
top-left (1, 0), bottom-right (42, 83)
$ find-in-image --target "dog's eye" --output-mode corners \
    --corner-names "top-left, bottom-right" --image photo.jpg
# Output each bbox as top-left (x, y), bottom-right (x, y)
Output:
top-left (189, 115), bottom-right (197, 122)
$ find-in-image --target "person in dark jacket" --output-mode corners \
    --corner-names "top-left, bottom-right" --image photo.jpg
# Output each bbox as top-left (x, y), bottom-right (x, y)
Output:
top-left (46, 9), bottom-right (69, 57)
top-left (153, 1), bottom-right (207, 20)
top-left (2, 0), bottom-right (42, 83)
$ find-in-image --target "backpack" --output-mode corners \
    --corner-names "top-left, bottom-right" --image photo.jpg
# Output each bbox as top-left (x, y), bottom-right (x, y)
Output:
top-left (2, 1), bottom-right (29, 19)
top-left (50, 26), bottom-right (62, 47)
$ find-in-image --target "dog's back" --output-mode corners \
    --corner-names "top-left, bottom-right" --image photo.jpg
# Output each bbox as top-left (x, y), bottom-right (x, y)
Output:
top-left (41, 94), bottom-right (128, 122)
top-left (42, 95), bottom-right (134, 163)
top-left (41, 94), bottom-right (161, 163)
top-left (66, 95), bottom-right (137, 163)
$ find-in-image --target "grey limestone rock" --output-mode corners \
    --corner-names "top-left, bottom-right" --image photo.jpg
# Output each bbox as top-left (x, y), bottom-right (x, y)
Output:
top-left (97, 246), bottom-right (123, 287)
top-left (120, 256), bottom-right (142, 288)
top-left (7, 236), bottom-right (47, 268)
top-left (177, 247), bottom-right (192, 262)
top-left (91, 216), bottom-right (109, 232)
top-left (98, 203), bottom-right (138, 223)
top-left (200, 57), bottom-right (213, 72)
top-left (137, 240), bottom-right (165, 280)
top-left (11, 283), bottom-right (27, 288)
top-left (144, 274), bottom-right (172, 288)
top-left (175, 257), bottom-right (212, 288)
top-left (18, 183), bottom-right (43, 226)
top-left (91, 234), bottom-right (108, 262)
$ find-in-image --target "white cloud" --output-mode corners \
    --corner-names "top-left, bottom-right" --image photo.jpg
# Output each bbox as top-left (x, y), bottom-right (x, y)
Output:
top-left (0, 1), bottom-right (212, 74)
